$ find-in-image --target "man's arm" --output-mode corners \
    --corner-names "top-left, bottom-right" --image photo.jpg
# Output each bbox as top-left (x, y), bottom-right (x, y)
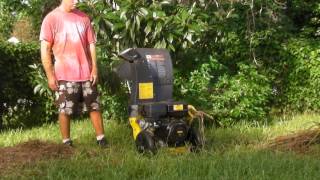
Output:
top-left (41, 40), bottom-right (58, 91)
top-left (89, 43), bottom-right (98, 85)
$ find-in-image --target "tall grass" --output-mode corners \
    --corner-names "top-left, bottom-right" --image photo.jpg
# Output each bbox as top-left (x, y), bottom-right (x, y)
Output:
top-left (1, 114), bottom-right (320, 179)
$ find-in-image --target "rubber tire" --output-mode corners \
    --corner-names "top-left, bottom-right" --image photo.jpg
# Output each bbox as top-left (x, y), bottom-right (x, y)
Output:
top-left (135, 130), bottom-right (157, 154)
top-left (188, 127), bottom-right (204, 152)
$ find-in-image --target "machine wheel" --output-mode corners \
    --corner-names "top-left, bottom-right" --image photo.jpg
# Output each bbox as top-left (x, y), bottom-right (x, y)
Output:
top-left (135, 130), bottom-right (157, 154)
top-left (188, 127), bottom-right (204, 152)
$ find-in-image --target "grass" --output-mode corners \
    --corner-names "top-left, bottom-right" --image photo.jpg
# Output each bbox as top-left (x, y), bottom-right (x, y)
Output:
top-left (1, 113), bottom-right (320, 179)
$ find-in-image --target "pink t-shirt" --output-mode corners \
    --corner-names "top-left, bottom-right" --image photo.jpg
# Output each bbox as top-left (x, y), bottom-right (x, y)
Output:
top-left (40, 8), bottom-right (96, 81)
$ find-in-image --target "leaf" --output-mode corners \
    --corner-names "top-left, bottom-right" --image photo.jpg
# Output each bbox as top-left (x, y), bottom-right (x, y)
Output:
top-left (113, 34), bottom-right (121, 39)
top-left (113, 23), bottom-right (125, 31)
top-left (34, 84), bottom-right (42, 94)
top-left (160, 1), bottom-right (171, 5)
top-left (104, 20), bottom-right (114, 30)
top-left (160, 39), bottom-right (166, 48)
top-left (155, 22), bottom-right (162, 34)
top-left (144, 22), bottom-right (152, 35)
top-left (154, 41), bottom-right (162, 48)
top-left (125, 20), bottom-right (131, 30)
top-left (168, 34), bottom-right (173, 43)
top-left (135, 16), bottom-right (140, 31)
top-left (153, 12), bottom-right (157, 19)
top-left (168, 44), bottom-right (175, 51)
top-left (28, 64), bottom-right (37, 69)
top-left (105, 12), bottom-right (121, 20)
top-left (120, 10), bottom-right (127, 20)
top-left (138, 7), bottom-right (148, 16)
top-left (39, 88), bottom-right (45, 96)
top-left (186, 33), bottom-right (193, 44)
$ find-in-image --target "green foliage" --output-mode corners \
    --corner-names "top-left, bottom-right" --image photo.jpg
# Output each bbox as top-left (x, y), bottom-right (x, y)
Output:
top-left (211, 64), bottom-right (271, 124)
top-left (0, 1), bottom-right (16, 40)
top-left (287, 0), bottom-right (320, 37)
top-left (0, 42), bottom-right (54, 129)
top-left (0, 0), bottom-right (60, 38)
top-left (176, 57), bottom-right (271, 125)
top-left (25, 0), bottom-right (61, 35)
top-left (79, 0), bottom-right (206, 53)
top-left (96, 50), bottom-right (129, 121)
top-left (172, 0), bottom-right (283, 124)
top-left (281, 38), bottom-right (320, 112)
top-left (28, 63), bottom-right (57, 122)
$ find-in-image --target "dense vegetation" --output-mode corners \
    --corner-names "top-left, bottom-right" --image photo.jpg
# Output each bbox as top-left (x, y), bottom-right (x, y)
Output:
top-left (0, 0), bottom-right (319, 129)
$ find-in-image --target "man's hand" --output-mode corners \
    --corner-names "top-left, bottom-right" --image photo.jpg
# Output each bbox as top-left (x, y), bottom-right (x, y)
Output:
top-left (90, 67), bottom-right (98, 85)
top-left (48, 76), bottom-right (58, 91)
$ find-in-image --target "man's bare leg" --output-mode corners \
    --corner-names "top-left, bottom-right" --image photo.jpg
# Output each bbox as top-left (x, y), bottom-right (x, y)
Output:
top-left (59, 113), bottom-right (71, 140)
top-left (90, 111), bottom-right (107, 147)
top-left (89, 111), bottom-right (105, 136)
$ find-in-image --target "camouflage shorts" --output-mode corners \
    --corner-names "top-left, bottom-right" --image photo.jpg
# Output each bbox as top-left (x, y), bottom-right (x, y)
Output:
top-left (55, 81), bottom-right (100, 115)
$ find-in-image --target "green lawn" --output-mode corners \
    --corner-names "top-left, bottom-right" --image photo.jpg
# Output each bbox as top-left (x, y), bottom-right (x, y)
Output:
top-left (1, 113), bottom-right (320, 179)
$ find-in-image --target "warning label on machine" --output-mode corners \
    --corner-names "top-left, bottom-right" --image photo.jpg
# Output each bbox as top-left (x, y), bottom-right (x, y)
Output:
top-left (139, 82), bottom-right (154, 99)
top-left (146, 54), bottom-right (165, 61)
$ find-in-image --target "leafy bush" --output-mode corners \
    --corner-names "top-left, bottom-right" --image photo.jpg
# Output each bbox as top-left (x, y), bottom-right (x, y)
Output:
top-left (28, 63), bottom-right (56, 122)
top-left (95, 48), bottom-right (129, 122)
top-left (175, 55), bottom-right (272, 125)
top-left (0, 2), bottom-right (16, 40)
top-left (287, 0), bottom-right (320, 37)
top-left (281, 38), bottom-right (320, 112)
top-left (0, 42), bottom-right (53, 129)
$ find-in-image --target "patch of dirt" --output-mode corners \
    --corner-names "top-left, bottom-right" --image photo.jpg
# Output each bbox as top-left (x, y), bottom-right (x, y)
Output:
top-left (0, 140), bottom-right (74, 175)
top-left (265, 128), bottom-right (320, 154)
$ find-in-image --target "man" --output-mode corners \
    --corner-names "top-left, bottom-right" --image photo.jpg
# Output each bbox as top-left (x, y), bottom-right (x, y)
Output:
top-left (40, 0), bottom-right (107, 147)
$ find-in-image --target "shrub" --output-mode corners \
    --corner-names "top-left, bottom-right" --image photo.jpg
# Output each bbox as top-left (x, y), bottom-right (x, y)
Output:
top-left (281, 38), bottom-right (320, 112)
top-left (175, 55), bottom-right (272, 125)
top-left (0, 42), bottom-right (53, 129)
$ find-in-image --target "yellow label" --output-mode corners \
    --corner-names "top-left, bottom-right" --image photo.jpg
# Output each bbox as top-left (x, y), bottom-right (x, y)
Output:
top-left (173, 104), bottom-right (184, 111)
top-left (139, 82), bottom-right (154, 99)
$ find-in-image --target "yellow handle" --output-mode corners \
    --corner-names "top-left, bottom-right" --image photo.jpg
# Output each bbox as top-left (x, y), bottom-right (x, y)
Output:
top-left (129, 117), bottom-right (142, 140)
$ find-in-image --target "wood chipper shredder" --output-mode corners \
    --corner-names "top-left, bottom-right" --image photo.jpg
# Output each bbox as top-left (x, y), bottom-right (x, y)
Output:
top-left (117, 48), bottom-right (205, 154)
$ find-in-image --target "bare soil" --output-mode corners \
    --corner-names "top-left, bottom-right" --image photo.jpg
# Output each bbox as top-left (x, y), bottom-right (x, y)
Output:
top-left (0, 140), bottom-right (74, 175)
